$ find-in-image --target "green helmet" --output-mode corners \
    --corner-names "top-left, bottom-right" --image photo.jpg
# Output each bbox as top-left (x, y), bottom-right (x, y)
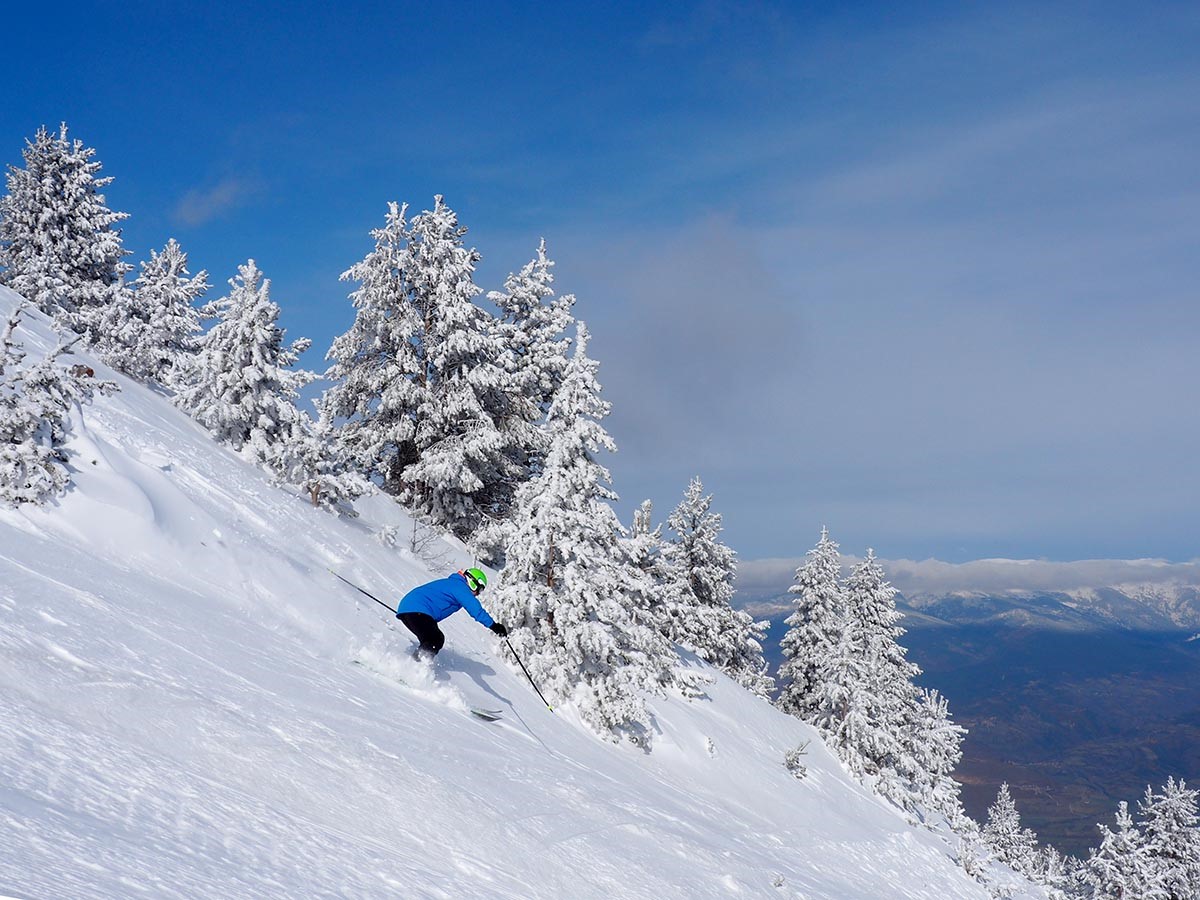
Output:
top-left (463, 567), bottom-right (487, 593)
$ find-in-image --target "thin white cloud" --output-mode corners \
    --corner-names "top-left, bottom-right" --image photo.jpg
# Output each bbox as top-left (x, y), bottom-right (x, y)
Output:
top-left (880, 557), bottom-right (1200, 597)
top-left (174, 177), bottom-right (259, 227)
top-left (738, 556), bottom-right (1200, 610)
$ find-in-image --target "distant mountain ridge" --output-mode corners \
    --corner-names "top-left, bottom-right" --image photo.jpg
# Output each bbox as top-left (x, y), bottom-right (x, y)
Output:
top-left (738, 565), bottom-right (1200, 634)
top-left (899, 582), bottom-right (1200, 632)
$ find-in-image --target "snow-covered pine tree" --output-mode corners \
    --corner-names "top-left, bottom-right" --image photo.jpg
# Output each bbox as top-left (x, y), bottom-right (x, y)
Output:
top-left (322, 202), bottom-right (426, 493)
top-left (807, 601), bottom-right (876, 776)
top-left (0, 307), bottom-right (55, 505)
top-left (0, 124), bottom-right (131, 347)
top-left (822, 550), bottom-right (924, 804)
top-left (623, 500), bottom-right (666, 604)
top-left (483, 239), bottom-right (575, 507)
top-left (982, 782), bottom-right (1040, 876)
top-left (323, 197), bottom-right (510, 538)
top-left (624, 500), bottom-right (679, 605)
top-left (490, 323), bottom-right (679, 743)
top-left (620, 499), bottom-right (708, 699)
top-left (0, 304), bottom-right (114, 506)
top-left (274, 407), bottom-right (368, 513)
top-left (777, 527), bottom-right (845, 720)
top-left (104, 239), bottom-right (208, 385)
top-left (1137, 778), bottom-right (1200, 900)
top-left (487, 239), bottom-right (574, 418)
top-left (402, 196), bottom-right (511, 538)
top-left (908, 687), bottom-right (967, 823)
top-left (174, 260), bottom-right (314, 473)
top-left (1034, 845), bottom-right (1070, 895)
top-left (1082, 801), bottom-right (1162, 900)
top-left (657, 477), bottom-right (773, 698)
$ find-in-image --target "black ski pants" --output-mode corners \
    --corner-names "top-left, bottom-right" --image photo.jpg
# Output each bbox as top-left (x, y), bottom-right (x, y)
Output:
top-left (397, 611), bottom-right (445, 657)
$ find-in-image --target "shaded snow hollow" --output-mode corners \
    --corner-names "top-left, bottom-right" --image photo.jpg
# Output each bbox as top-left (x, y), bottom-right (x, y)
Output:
top-left (0, 288), bottom-right (1039, 898)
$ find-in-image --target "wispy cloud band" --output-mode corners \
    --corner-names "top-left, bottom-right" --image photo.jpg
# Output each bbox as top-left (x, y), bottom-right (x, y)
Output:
top-left (738, 556), bottom-right (1200, 607)
top-left (174, 177), bottom-right (259, 227)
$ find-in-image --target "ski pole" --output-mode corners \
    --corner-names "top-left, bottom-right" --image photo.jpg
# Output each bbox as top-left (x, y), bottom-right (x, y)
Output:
top-left (505, 636), bottom-right (553, 712)
top-left (328, 568), bottom-right (395, 616)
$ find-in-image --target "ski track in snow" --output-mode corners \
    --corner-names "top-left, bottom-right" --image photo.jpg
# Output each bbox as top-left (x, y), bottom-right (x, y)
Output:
top-left (0, 289), bottom-right (1043, 899)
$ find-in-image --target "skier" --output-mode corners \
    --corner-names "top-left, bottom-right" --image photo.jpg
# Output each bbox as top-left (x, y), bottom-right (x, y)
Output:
top-left (396, 568), bottom-right (508, 660)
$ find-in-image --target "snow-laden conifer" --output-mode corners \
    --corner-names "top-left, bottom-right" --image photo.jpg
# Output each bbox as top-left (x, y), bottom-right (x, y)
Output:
top-left (810, 566), bottom-right (903, 796)
top-left (778, 536), bottom-right (967, 822)
top-left (620, 499), bottom-right (709, 699)
top-left (491, 323), bottom-right (678, 743)
top-left (0, 304), bottom-right (114, 506)
top-left (1082, 801), bottom-right (1161, 900)
top-left (623, 500), bottom-right (673, 620)
top-left (1034, 844), bottom-right (1070, 895)
top-left (982, 783), bottom-right (1040, 876)
top-left (175, 260), bottom-right (314, 472)
top-left (0, 124), bottom-right (131, 346)
top-left (657, 477), bottom-right (773, 698)
top-left (908, 687), bottom-right (967, 822)
top-left (487, 239), bottom-right (574, 419)
top-left (271, 406), bottom-right (368, 513)
top-left (322, 202), bottom-right (426, 492)
top-left (777, 527), bottom-right (845, 719)
top-left (1137, 778), bottom-right (1200, 899)
top-left (624, 499), bottom-right (681, 607)
top-left (104, 239), bottom-right (208, 385)
top-left (0, 307), bottom-right (60, 505)
top-left (403, 196), bottom-right (512, 538)
top-left (323, 197), bottom-right (510, 538)
top-left (820, 550), bottom-right (923, 795)
top-left (484, 238), bottom-right (575, 504)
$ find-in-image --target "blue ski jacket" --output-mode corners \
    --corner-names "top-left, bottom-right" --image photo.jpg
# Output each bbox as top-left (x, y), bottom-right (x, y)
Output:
top-left (396, 573), bottom-right (495, 628)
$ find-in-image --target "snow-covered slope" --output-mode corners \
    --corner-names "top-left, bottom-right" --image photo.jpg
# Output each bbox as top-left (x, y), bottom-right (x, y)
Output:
top-left (0, 287), bottom-right (1034, 899)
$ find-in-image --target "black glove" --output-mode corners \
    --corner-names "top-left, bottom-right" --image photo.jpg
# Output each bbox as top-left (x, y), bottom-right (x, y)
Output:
top-left (490, 622), bottom-right (509, 638)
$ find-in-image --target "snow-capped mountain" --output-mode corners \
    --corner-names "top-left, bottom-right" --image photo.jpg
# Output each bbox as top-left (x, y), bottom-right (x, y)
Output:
top-left (739, 556), bottom-right (1200, 633)
top-left (0, 287), bottom-right (1041, 899)
top-left (900, 584), bottom-right (1200, 632)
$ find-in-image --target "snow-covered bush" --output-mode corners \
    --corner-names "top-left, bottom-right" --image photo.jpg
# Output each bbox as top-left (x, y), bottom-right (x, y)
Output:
top-left (273, 410), bottom-right (367, 514)
top-left (784, 742), bottom-right (810, 780)
top-left (0, 304), bottom-right (115, 506)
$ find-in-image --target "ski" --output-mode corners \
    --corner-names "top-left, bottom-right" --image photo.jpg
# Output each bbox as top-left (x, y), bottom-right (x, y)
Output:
top-left (469, 707), bottom-right (503, 721)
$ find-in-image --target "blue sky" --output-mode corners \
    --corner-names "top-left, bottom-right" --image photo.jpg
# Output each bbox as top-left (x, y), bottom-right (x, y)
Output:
top-left (3, 2), bottom-right (1198, 564)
